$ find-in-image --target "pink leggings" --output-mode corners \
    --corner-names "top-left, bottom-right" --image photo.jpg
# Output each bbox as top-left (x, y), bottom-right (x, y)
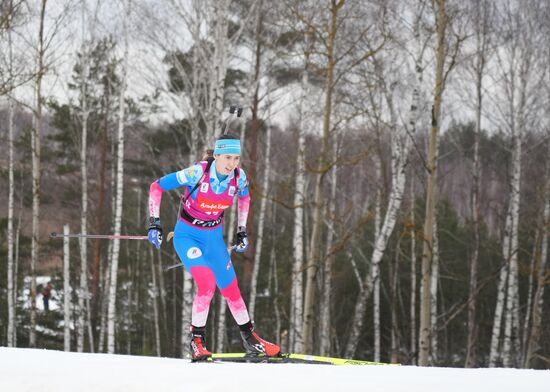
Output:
top-left (190, 266), bottom-right (250, 327)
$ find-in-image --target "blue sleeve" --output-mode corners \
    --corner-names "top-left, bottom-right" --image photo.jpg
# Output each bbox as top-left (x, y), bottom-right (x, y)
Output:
top-left (158, 164), bottom-right (204, 191)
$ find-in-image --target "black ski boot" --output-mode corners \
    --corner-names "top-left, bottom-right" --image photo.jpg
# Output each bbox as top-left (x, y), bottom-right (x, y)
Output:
top-left (239, 321), bottom-right (281, 357)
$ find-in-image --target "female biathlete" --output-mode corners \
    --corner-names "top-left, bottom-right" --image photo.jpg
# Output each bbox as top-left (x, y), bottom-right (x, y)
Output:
top-left (147, 134), bottom-right (280, 360)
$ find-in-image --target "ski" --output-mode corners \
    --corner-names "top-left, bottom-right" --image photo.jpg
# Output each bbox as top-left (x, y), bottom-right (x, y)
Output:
top-left (198, 353), bottom-right (399, 366)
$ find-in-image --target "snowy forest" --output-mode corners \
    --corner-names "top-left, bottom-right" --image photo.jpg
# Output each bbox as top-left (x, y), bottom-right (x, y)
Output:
top-left (0, 0), bottom-right (549, 369)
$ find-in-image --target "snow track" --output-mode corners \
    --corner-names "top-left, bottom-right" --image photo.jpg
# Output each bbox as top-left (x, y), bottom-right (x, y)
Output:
top-left (1, 347), bottom-right (549, 392)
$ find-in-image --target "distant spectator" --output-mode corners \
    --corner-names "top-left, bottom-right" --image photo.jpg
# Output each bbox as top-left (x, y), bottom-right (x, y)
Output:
top-left (41, 282), bottom-right (53, 312)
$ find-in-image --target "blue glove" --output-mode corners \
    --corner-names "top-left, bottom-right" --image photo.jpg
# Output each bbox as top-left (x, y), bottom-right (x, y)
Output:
top-left (148, 217), bottom-right (163, 249)
top-left (233, 226), bottom-right (249, 253)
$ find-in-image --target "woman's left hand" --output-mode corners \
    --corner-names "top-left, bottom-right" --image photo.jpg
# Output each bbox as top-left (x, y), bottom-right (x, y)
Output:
top-left (234, 226), bottom-right (249, 253)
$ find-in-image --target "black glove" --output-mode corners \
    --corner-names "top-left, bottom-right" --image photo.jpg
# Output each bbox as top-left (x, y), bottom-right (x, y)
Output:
top-left (148, 217), bottom-right (163, 249)
top-left (233, 226), bottom-right (249, 253)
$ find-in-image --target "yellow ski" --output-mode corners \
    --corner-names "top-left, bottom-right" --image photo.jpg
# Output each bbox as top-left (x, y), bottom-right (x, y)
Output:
top-left (208, 353), bottom-right (400, 366)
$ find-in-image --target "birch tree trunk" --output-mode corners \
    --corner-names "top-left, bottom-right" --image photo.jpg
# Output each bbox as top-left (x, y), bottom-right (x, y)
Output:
top-left (216, 207), bottom-right (236, 352)
top-left (502, 132), bottom-right (522, 368)
top-left (390, 232), bottom-right (402, 363)
top-left (429, 217), bottom-right (439, 365)
top-left (418, 0), bottom-right (447, 366)
top-left (289, 39), bottom-right (310, 353)
top-left (6, 10), bottom-right (17, 347)
top-left (409, 174), bottom-right (417, 365)
top-left (407, 7), bottom-right (425, 362)
top-left (345, 88), bottom-right (411, 359)
top-left (93, 85), bottom-right (110, 314)
top-left (63, 224), bottom-right (71, 351)
top-left (248, 120), bottom-right (272, 320)
top-left (7, 91), bottom-right (15, 348)
top-left (320, 138), bottom-right (339, 356)
top-left (490, 0), bottom-right (543, 367)
top-left (489, 211), bottom-right (511, 367)
top-left (302, 0), bottom-right (343, 354)
top-left (180, 268), bottom-right (193, 357)
top-left (98, 241), bottom-right (112, 353)
top-left (465, 0), bottom-right (490, 368)
top-left (77, 45), bottom-right (91, 354)
top-left (373, 153), bottom-right (382, 362)
top-left (205, 0), bottom-right (230, 147)
top-left (270, 236), bottom-right (282, 346)
top-left (240, 0), bottom-right (263, 294)
top-left (524, 153), bottom-right (550, 367)
top-left (150, 248), bottom-right (161, 357)
top-left (522, 236), bottom-right (538, 364)
top-left (501, 26), bottom-right (533, 366)
top-left (107, 1), bottom-right (130, 353)
top-left (30, 0), bottom-right (48, 348)
top-left (77, 0), bottom-right (98, 353)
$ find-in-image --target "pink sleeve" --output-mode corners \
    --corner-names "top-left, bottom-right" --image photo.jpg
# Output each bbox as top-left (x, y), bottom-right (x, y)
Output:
top-left (149, 181), bottom-right (164, 217)
top-left (237, 194), bottom-right (250, 228)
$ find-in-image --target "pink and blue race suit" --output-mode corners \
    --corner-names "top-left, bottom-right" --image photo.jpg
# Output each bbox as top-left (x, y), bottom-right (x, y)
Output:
top-left (149, 161), bottom-right (251, 327)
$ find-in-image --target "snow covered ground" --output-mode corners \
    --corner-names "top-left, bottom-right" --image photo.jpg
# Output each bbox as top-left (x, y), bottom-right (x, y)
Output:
top-left (1, 347), bottom-right (549, 392)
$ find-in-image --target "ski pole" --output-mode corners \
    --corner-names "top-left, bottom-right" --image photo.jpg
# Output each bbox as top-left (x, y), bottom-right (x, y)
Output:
top-left (50, 232), bottom-right (148, 240)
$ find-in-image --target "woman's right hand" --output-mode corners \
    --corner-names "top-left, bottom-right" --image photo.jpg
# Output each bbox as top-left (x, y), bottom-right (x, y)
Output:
top-left (148, 217), bottom-right (163, 249)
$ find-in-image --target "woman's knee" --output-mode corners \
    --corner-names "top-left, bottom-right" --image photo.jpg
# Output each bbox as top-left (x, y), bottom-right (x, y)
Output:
top-left (190, 266), bottom-right (217, 298)
top-left (219, 277), bottom-right (242, 301)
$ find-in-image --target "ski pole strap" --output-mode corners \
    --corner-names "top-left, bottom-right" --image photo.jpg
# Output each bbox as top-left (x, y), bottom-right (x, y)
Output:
top-left (182, 159), bottom-right (213, 205)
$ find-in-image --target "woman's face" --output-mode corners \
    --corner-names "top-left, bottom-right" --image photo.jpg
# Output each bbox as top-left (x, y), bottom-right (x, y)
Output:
top-left (214, 154), bottom-right (241, 175)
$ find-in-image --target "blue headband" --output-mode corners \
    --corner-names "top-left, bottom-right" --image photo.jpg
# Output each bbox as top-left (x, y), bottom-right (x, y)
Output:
top-left (214, 138), bottom-right (241, 155)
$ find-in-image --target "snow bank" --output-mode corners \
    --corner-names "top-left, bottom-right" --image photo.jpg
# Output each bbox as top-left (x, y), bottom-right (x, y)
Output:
top-left (0, 347), bottom-right (549, 392)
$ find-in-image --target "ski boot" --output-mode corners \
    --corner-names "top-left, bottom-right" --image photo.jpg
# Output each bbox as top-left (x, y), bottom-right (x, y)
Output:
top-left (190, 325), bottom-right (212, 361)
top-left (239, 321), bottom-right (281, 357)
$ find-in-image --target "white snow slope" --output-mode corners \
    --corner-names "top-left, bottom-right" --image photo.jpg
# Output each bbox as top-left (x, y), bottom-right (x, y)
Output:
top-left (1, 347), bottom-right (549, 392)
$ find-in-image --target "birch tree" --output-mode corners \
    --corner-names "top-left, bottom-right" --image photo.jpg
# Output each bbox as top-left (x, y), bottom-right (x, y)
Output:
top-left (7, 90), bottom-right (16, 348)
top-left (107, 0), bottom-right (130, 354)
top-left (523, 140), bottom-right (550, 367)
top-left (179, 268), bottom-right (192, 356)
top-left (372, 151), bottom-right (382, 362)
top-left (343, 0), bottom-right (426, 358)
top-left (344, 62), bottom-right (413, 358)
top-left (63, 224), bottom-right (71, 351)
top-left (409, 173), bottom-right (417, 364)
top-left (407, 1), bottom-right (429, 364)
top-left (248, 113), bottom-right (273, 320)
top-left (319, 136), bottom-right (339, 356)
top-left (300, 0), bottom-right (342, 354)
top-left (290, 0), bottom-right (386, 355)
top-left (0, 0), bottom-right (33, 96)
top-left (150, 248), bottom-right (161, 356)
top-left (418, 0), bottom-right (449, 366)
top-left (215, 207), bottom-right (237, 353)
top-left (4, 0), bottom-right (19, 348)
top-left (76, 0), bottom-right (100, 354)
top-left (429, 216), bottom-right (439, 364)
top-left (488, 0), bottom-right (545, 367)
top-left (29, 0), bottom-right (48, 347)
top-left (464, 0), bottom-right (493, 368)
top-left (288, 26), bottom-right (313, 354)
top-left (143, 0), bottom-right (257, 158)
